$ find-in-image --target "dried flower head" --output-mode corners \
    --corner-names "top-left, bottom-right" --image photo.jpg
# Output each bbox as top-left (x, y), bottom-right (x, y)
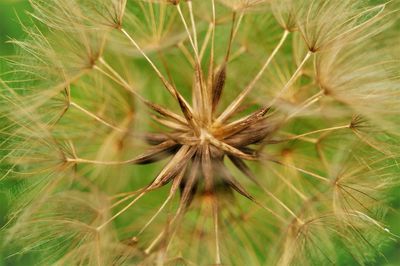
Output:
top-left (1, 0), bottom-right (400, 265)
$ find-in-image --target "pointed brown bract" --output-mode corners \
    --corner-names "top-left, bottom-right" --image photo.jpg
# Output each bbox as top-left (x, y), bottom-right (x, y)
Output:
top-left (212, 63), bottom-right (226, 112)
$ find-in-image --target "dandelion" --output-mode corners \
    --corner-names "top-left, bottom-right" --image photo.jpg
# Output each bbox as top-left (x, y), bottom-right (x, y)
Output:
top-left (1, 0), bottom-right (400, 265)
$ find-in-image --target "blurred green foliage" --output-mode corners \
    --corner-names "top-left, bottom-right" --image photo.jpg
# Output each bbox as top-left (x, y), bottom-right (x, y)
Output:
top-left (0, 3), bottom-right (32, 265)
top-left (0, 1), bottom-right (398, 266)
top-left (0, 1), bottom-right (32, 57)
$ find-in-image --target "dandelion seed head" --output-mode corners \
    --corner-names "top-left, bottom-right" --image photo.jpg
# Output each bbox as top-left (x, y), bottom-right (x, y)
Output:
top-left (1, 0), bottom-right (400, 265)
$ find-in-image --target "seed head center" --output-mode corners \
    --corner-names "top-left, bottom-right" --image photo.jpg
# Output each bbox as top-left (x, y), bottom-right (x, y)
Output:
top-left (199, 128), bottom-right (212, 144)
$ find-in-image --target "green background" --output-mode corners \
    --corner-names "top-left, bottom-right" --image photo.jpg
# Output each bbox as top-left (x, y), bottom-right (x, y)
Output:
top-left (0, 1), bottom-right (399, 265)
